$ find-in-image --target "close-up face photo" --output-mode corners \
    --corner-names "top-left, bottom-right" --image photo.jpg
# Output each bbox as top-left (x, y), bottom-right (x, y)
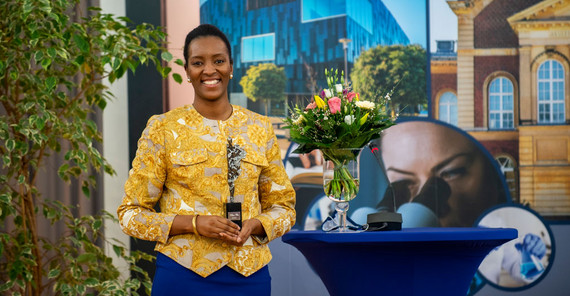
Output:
top-left (381, 120), bottom-right (507, 227)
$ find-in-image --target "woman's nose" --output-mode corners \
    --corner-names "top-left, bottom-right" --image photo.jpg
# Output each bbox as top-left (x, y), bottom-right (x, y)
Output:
top-left (412, 177), bottom-right (452, 217)
top-left (203, 61), bottom-right (216, 74)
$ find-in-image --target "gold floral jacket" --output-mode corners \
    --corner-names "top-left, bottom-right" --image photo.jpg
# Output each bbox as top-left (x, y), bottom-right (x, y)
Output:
top-left (117, 105), bottom-right (296, 277)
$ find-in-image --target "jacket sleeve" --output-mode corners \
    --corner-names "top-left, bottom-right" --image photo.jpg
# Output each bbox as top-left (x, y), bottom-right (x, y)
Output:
top-left (117, 115), bottom-right (175, 244)
top-left (252, 120), bottom-right (296, 244)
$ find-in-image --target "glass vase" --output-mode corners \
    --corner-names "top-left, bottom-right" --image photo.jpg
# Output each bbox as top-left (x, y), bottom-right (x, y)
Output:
top-left (321, 148), bottom-right (362, 232)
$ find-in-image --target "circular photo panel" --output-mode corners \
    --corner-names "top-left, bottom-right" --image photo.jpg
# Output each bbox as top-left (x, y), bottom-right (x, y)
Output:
top-left (377, 119), bottom-right (510, 228)
top-left (476, 205), bottom-right (554, 290)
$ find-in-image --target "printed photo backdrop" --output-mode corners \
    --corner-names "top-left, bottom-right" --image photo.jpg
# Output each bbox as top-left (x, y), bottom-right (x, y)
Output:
top-left (198, 0), bottom-right (570, 295)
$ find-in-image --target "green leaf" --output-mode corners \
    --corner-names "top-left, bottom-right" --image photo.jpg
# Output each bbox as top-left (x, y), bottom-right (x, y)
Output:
top-left (73, 34), bottom-right (89, 53)
top-left (161, 67), bottom-right (172, 77)
top-left (0, 193), bottom-right (11, 204)
top-left (41, 58), bottom-right (52, 69)
top-left (92, 219), bottom-right (102, 231)
top-left (48, 268), bottom-right (60, 279)
top-left (6, 139), bottom-right (15, 152)
top-left (45, 76), bottom-right (57, 90)
top-left (84, 277), bottom-right (99, 287)
top-left (77, 285), bottom-right (86, 294)
top-left (47, 47), bottom-right (56, 58)
top-left (82, 183), bottom-right (90, 198)
top-left (161, 51), bottom-right (173, 62)
top-left (112, 58), bottom-right (121, 71)
top-left (174, 58), bottom-right (184, 66)
top-left (34, 51), bottom-right (44, 62)
top-left (76, 253), bottom-right (96, 264)
top-left (172, 73), bottom-right (182, 84)
top-left (113, 245), bottom-right (122, 257)
top-left (2, 155), bottom-right (10, 167)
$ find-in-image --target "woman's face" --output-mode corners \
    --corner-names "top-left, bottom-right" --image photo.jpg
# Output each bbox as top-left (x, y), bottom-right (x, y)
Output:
top-left (381, 121), bottom-right (502, 227)
top-left (185, 36), bottom-right (233, 103)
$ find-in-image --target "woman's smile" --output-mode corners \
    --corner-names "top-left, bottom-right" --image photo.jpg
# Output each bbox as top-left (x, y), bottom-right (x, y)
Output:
top-left (202, 78), bottom-right (221, 86)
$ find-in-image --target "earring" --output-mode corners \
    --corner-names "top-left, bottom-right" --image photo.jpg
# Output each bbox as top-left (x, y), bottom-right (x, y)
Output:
top-left (187, 78), bottom-right (191, 83)
top-left (230, 74), bottom-right (233, 79)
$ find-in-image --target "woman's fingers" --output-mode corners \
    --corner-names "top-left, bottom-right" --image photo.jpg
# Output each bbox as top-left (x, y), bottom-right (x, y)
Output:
top-left (196, 215), bottom-right (240, 239)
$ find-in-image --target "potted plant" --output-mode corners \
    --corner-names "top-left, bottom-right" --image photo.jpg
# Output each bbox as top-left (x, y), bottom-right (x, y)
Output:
top-left (0, 0), bottom-right (181, 294)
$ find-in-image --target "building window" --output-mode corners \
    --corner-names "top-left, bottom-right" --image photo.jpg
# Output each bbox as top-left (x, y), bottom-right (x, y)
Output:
top-left (347, 0), bottom-right (373, 33)
top-left (247, 0), bottom-right (295, 10)
top-left (488, 77), bottom-right (514, 129)
top-left (495, 155), bottom-right (518, 203)
top-left (241, 33), bottom-right (275, 63)
top-left (537, 59), bottom-right (565, 124)
top-left (302, 0), bottom-right (346, 22)
top-left (438, 91), bottom-right (457, 126)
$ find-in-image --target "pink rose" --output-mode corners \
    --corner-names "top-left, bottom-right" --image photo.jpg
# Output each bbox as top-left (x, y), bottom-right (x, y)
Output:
top-left (306, 102), bottom-right (317, 110)
top-left (346, 92), bottom-right (357, 102)
top-left (328, 97), bottom-right (341, 114)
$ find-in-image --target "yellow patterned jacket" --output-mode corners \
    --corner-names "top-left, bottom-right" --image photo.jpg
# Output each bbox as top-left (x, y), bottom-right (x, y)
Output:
top-left (117, 104), bottom-right (296, 277)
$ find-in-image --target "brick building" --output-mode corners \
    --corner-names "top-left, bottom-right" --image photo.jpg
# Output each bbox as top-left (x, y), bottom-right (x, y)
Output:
top-left (431, 0), bottom-right (570, 217)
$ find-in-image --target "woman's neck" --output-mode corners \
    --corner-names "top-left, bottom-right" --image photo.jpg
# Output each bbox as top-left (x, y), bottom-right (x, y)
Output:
top-left (192, 98), bottom-right (233, 121)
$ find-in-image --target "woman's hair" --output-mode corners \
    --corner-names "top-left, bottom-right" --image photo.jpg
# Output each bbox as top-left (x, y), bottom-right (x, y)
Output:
top-left (183, 24), bottom-right (233, 67)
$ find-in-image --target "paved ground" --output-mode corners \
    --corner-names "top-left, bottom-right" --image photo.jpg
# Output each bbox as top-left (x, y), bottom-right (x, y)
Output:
top-left (269, 116), bottom-right (292, 159)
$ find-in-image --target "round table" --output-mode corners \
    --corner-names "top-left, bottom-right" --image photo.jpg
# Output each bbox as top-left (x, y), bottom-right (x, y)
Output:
top-left (282, 227), bottom-right (518, 296)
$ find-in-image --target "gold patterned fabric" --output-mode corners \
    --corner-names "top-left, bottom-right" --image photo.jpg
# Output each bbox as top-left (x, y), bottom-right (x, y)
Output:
top-left (117, 105), bottom-right (296, 277)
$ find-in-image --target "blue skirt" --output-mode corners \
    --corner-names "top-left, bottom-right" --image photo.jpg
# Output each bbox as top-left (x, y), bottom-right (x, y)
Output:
top-left (151, 253), bottom-right (271, 296)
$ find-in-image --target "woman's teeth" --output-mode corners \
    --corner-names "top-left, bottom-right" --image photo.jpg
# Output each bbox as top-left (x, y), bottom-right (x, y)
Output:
top-left (203, 79), bottom-right (220, 85)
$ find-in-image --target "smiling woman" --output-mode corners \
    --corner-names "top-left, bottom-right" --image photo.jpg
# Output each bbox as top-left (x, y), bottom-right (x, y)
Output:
top-left (377, 119), bottom-right (508, 228)
top-left (117, 24), bottom-right (296, 296)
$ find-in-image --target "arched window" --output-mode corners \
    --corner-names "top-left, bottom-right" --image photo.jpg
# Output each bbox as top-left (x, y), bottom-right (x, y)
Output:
top-left (537, 60), bottom-right (565, 123)
top-left (495, 155), bottom-right (518, 203)
top-left (488, 77), bottom-right (514, 129)
top-left (438, 92), bottom-right (457, 126)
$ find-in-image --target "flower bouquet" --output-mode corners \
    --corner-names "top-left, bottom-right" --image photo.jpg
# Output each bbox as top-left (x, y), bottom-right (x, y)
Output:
top-left (283, 68), bottom-right (396, 231)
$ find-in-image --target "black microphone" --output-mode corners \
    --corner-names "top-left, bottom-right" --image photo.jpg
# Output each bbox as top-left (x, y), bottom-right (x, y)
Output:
top-left (368, 142), bottom-right (390, 185)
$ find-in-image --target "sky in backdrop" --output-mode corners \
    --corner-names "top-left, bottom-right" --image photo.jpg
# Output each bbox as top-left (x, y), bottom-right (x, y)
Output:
top-left (382, 0), bottom-right (457, 52)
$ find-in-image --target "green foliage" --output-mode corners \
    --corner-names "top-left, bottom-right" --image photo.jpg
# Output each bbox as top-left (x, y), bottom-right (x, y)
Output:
top-left (0, 0), bottom-right (178, 294)
top-left (239, 63), bottom-right (287, 115)
top-left (351, 44), bottom-right (427, 115)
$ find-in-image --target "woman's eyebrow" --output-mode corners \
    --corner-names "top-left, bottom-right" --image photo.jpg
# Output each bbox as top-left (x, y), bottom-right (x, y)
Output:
top-left (190, 52), bottom-right (227, 58)
top-left (386, 167), bottom-right (416, 176)
top-left (431, 152), bottom-right (474, 173)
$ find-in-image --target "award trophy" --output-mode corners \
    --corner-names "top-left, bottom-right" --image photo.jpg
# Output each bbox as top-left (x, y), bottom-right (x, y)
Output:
top-left (226, 137), bottom-right (246, 227)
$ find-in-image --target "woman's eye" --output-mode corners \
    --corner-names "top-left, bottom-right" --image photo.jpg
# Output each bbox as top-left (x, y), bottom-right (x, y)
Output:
top-left (440, 167), bottom-right (466, 180)
top-left (191, 61), bottom-right (203, 66)
top-left (215, 59), bottom-right (225, 64)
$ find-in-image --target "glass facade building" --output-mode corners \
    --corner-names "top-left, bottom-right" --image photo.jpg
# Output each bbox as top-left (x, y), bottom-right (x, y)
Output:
top-left (200, 0), bottom-right (409, 114)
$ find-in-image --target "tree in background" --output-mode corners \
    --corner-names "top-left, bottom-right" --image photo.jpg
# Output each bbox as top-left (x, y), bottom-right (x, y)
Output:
top-left (0, 0), bottom-right (181, 294)
top-left (351, 44), bottom-right (427, 116)
top-left (240, 63), bottom-right (287, 116)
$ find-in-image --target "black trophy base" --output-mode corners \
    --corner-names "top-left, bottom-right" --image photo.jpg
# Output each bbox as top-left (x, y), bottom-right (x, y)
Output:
top-left (366, 212), bottom-right (402, 231)
top-left (226, 202), bottom-right (242, 228)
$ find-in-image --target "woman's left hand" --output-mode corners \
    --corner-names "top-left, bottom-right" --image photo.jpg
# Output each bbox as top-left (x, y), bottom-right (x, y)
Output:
top-left (220, 219), bottom-right (265, 246)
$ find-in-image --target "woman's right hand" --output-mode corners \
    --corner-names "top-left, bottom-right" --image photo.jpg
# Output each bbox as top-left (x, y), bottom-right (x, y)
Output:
top-left (195, 215), bottom-right (241, 242)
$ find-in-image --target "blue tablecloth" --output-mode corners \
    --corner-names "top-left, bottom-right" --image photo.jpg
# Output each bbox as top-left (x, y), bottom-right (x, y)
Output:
top-left (282, 227), bottom-right (517, 296)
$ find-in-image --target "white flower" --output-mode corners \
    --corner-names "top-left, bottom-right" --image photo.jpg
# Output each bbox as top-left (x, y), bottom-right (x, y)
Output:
top-left (334, 84), bottom-right (343, 93)
top-left (293, 114), bottom-right (304, 125)
top-left (323, 89), bottom-right (332, 98)
top-left (385, 93), bottom-right (391, 101)
top-left (344, 115), bottom-right (355, 125)
top-left (355, 100), bottom-right (375, 110)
